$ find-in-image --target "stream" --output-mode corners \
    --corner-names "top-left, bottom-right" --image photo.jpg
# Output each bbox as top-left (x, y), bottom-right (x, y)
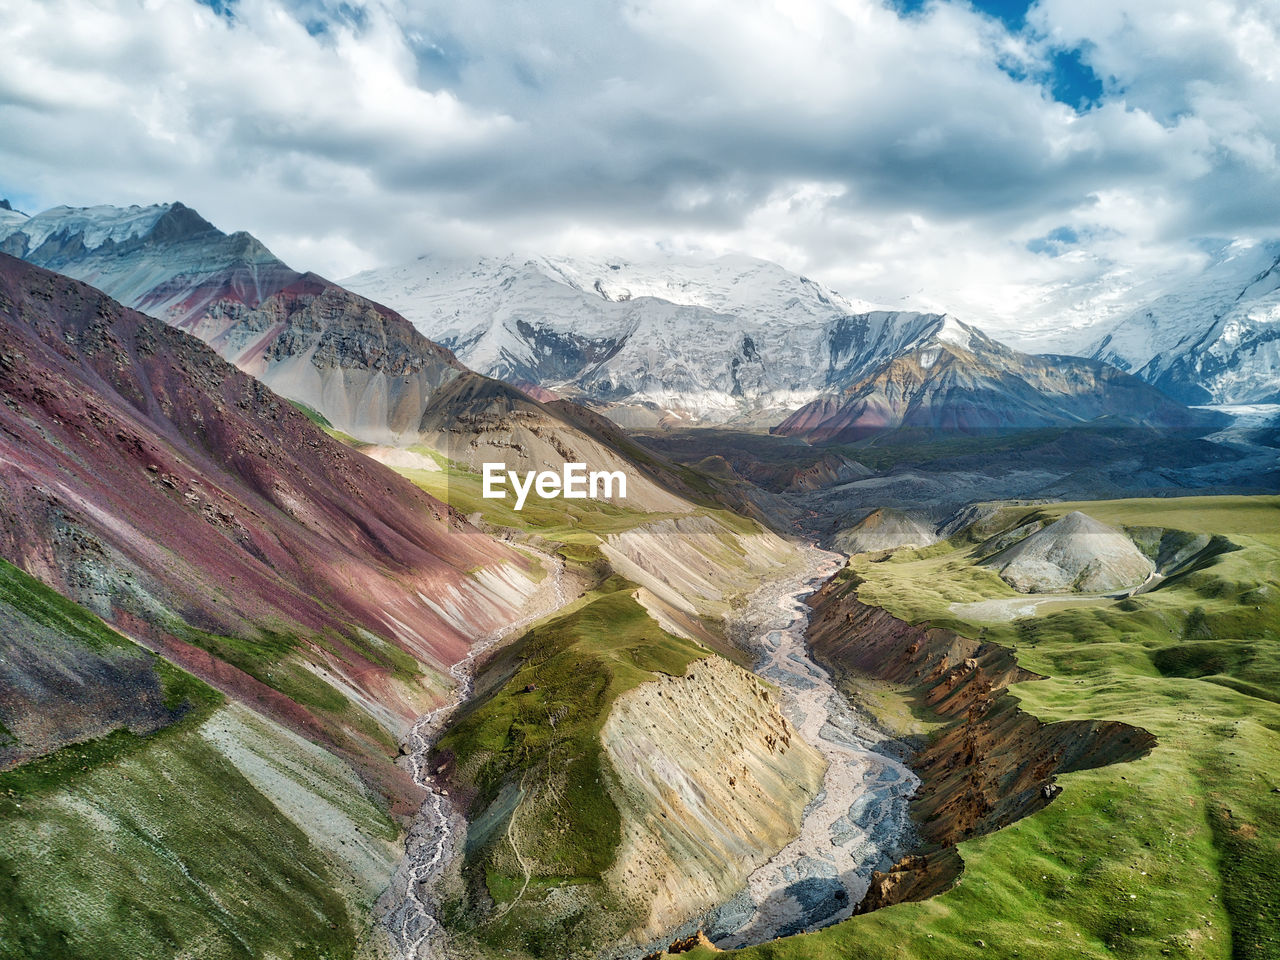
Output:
top-left (381, 543), bottom-right (918, 957)
top-left (382, 556), bottom-right (568, 960)
top-left (706, 547), bottom-right (920, 947)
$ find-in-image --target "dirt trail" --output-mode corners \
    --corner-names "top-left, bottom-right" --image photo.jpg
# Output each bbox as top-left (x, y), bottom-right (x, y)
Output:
top-left (710, 547), bottom-right (919, 947)
top-left (948, 569), bottom-right (1164, 622)
top-left (383, 555), bottom-right (569, 960)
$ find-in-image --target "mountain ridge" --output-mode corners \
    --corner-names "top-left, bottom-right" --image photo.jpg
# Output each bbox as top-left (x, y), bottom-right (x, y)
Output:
top-left (0, 202), bottom-right (468, 444)
top-left (1081, 238), bottom-right (1280, 404)
top-left (0, 252), bottom-right (538, 806)
top-left (346, 250), bottom-right (1219, 436)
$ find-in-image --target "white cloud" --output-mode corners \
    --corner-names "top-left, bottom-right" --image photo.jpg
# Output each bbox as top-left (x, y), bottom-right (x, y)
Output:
top-left (0, 0), bottom-right (1278, 343)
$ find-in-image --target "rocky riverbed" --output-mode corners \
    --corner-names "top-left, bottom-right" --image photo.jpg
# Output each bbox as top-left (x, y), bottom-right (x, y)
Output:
top-left (380, 555), bottom-right (569, 960)
top-left (707, 547), bottom-right (920, 946)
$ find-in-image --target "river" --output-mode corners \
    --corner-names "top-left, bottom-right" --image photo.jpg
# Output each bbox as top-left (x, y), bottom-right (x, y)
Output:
top-left (382, 544), bottom-right (917, 957)
top-left (381, 556), bottom-right (568, 960)
top-left (706, 547), bottom-right (920, 946)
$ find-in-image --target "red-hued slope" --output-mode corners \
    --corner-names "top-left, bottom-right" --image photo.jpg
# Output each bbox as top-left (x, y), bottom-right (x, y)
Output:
top-left (0, 255), bottom-right (533, 799)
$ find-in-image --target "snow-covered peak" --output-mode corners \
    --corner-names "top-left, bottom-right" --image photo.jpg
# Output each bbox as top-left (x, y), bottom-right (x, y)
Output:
top-left (0, 204), bottom-right (28, 235)
top-left (932, 314), bottom-right (976, 351)
top-left (1076, 237), bottom-right (1280, 402)
top-left (0, 203), bottom-right (171, 253)
top-left (1084, 238), bottom-right (1280, 368)
top-left (534, 251), bottom-right (882, 321)
top-left (343, 250), bottom-right (986, 425)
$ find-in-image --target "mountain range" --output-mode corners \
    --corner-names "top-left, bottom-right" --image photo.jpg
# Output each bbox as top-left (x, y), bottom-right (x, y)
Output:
top-left (2, 202), bottom-right (1258, 443)
top-left (0, 202), bottom-right (464, 443)
top-left (342, 251), bottom-right (1231, 435)
top-left (1082, 238), bottom-right (1280, 404)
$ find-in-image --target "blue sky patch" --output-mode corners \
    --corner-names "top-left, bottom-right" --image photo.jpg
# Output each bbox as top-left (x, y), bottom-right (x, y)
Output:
top-left (1048, 47), bottom-right (1104, 109)
top-left (195, 0), bottom-right (236, 19)
top-left (1026, 225), bottom-right (1081, 255)
top-left (895, 1), bottom-right (1105, 111)
top-left (895, 0), bottom-right (1032, 27)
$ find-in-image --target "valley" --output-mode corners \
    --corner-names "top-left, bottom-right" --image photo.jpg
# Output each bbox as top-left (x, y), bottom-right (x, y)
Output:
top-left (0, 205), bottom-right (1277, 960)
top-left (705, 551), bottom-right (918, 948)
top-left (721, 496), bottom-right (1279, 960)
top-left (6, 2), bottom-right (1280, 957)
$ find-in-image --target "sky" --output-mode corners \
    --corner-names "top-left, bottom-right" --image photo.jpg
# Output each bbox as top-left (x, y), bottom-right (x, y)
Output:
top-left (1, 0), bottom-right (1278, 346)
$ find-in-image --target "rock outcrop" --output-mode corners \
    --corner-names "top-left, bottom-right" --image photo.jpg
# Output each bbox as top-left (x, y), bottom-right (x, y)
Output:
top-left (603, 514), bottom-right (799, 638)
top-left (831, 508), bottom-right (938, 555)
top-left (982, 511), bottom-right (1154, 593)
top-left (601, 656), bottom-right (826, 941)
top-left (802, 570), bottom-right (1156, 911)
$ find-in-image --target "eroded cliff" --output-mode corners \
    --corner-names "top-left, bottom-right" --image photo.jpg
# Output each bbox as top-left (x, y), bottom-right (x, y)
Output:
top-left (803, 569), bottom-right (1156, 909)
top-left (602, 655), bottom-right (826, 941)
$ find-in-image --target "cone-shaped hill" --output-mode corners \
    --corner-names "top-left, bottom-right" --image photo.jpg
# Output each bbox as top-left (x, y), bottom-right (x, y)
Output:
top-left (983, 510), bottom-right (1154, 593)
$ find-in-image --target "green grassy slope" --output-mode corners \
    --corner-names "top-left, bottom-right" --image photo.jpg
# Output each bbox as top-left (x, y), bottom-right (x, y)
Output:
top-left (0, 560), bottom-right (397, 960)
top-left (712, 496), bottom-right (1280, 960)
top-left (435, 578), bottom-right (710, 958)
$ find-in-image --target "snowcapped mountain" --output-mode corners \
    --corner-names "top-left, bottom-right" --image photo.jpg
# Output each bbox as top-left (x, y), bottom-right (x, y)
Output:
top-left (2, 202), bottom-right (1217, 440)
top-left (1084, 239), bottom-right (1280, 404)
top-left (0, 202), bottom-right (171, 255)
top-left (0, 199), bottom-right (29, 235)
top-left (0, 202), bottom-right (464, 442)
top-left (345, 253), bottom-right (1206, 433)
top-left (344, 253), bottom-right (981, 426)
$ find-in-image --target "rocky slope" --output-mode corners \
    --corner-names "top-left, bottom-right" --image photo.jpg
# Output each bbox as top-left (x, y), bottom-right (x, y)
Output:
top-left (802, 569), bottom-right (1156, 911)
top-left (601, 514), bottom-right (800, 642)
top-left (981, 511), bottom-right (1155, 594)
top-left (0, 559), bottom-right (180, 771)
top-left (0, 203), bottom-right (465, 442)
top-left (601, 655), bottom-right (826, 942)
top-left (831, 508), bottom-right (939, 555)
top-left (426, 577), bottom-right (823, 960)
top-left (774, 317), bottom-right (1210, 442)
top-left (0, 254), bottom-right (537, 805)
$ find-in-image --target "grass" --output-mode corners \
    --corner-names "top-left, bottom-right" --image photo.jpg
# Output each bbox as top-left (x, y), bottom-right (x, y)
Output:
top-left (435, 578), bottom-right (709, 958)
top-left (0, 559), bottom-right (136, 653)
top-left (0, 564), bottom-right (374, 959)
top-left (165, 623), bottom-right (405, 755)
top-left (712, 495), bottom-right (1280, 960)
top-left (0, 722), bottom-right (362, 960)
top-left (0, 559), bottom-right (224, 796)
top-left (288, 398), bottom-right (333, 428)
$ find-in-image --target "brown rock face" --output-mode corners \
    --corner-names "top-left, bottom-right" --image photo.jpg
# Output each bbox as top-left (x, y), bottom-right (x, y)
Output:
top-left (774, 328), bottom-right (1207, 442)
top-left (804, 571), bottom-right (1156, 911)
top-left (856, 849), bottom-right (963, 914)
top-left (667, 931), bottom-right (721, 954)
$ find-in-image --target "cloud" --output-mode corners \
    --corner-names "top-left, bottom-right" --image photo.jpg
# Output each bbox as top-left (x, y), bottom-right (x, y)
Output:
top-left (0, 0), bottom-right (1278, 342)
